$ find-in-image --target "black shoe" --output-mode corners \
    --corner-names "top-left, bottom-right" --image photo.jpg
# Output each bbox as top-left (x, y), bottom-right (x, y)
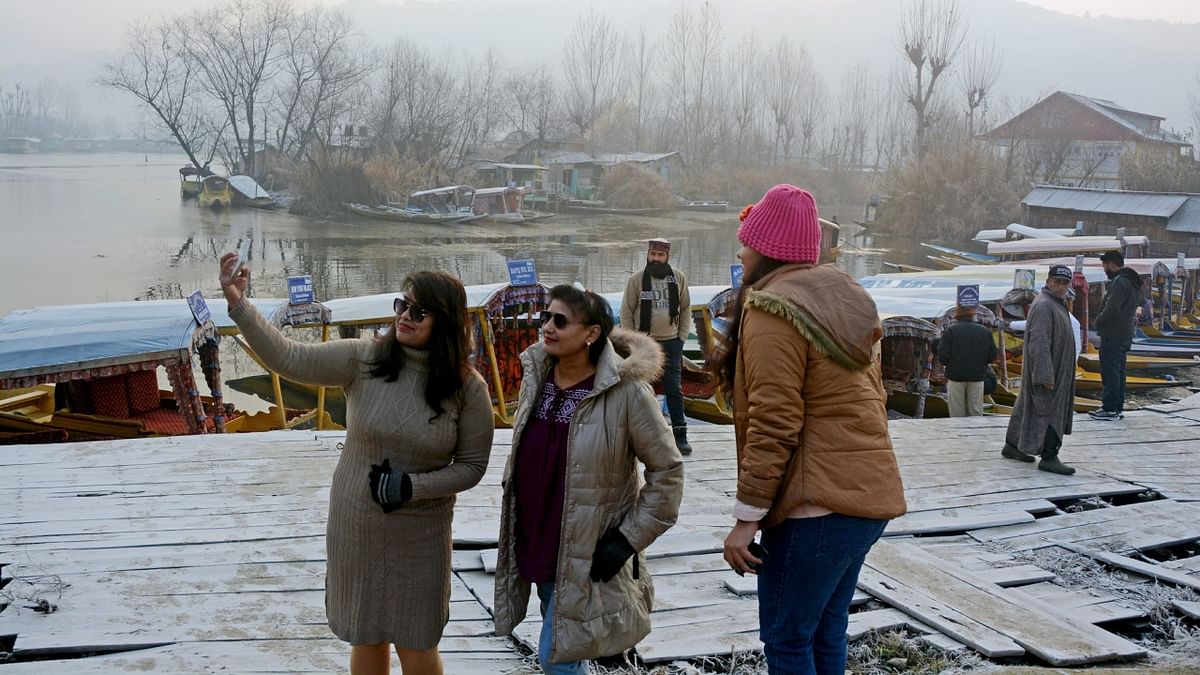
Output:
top-left (1088, 409), bottom-right (1122, 421)
top-left (673, 426), bottom-right (692, 456)
top-left (1039, 456), bottom-right (1076, 475)
top-left (1001, 444), bottom-right (1035, 463)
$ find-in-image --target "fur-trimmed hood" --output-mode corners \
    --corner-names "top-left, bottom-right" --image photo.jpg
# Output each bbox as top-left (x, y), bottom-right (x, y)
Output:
top-left (745, 264), bottom-right (882, 371)
top-left (520, 326), bottom-right (665, 394)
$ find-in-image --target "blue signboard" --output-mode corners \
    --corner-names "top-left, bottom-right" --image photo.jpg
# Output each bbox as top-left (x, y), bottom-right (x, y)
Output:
top-left (956, 284), bottom-right (980, 309)
top-left (288, 275), bottom-right (314, 305)
top-left (186, 290), bottom-right (211, 326)
top-left (730, 264), bottom-right (744, 289)
top-left (506, 259), bottom-right (538, 287)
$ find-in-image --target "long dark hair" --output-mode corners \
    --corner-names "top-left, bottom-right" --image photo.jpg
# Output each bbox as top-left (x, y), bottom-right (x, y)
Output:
top-left (549, 284), bottom-right (613, 364)
top-left (709, 256), bottom-right (789, 388)
top-left (368, 271), bottom-right (473, 419)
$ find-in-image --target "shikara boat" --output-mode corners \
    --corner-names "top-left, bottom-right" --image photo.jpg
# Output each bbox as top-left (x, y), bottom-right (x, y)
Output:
top-left (471, 186), bottom-right (553, 224)
top-left (229, 175), bottom-right (276, 209)
top-left (0, 302), bottom-right (232, 441)
top-left (198, 175), bottom-right (234, 209)
top-left (179, 166), bottom-right (203, 199)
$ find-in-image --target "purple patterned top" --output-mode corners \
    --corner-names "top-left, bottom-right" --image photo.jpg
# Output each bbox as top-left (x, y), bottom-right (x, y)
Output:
top-left (514, 371), bottom-right (595, 582)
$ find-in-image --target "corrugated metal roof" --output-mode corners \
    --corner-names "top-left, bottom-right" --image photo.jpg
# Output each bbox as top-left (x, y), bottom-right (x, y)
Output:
top-left (1023, 186), bottom-right (1189, 218)
top-left (1167, 197), bottom-right (1200, 234)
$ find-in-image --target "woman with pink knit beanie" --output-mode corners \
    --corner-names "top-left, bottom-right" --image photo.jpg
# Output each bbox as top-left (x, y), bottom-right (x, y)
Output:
top-left (712, 184), bottom-right (906, 674)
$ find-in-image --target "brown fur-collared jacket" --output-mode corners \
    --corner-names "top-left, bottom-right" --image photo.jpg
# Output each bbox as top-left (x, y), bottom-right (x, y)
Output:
top-left (733, 264), bottom-right (907, 529)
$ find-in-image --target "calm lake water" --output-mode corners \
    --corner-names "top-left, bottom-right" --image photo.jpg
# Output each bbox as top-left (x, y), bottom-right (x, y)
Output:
top-left (0, 152), bottom-right (751, 316)
top-left (0, 152), bottom-right (755, 413)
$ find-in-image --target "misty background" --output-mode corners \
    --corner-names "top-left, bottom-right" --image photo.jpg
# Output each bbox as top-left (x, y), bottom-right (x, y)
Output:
top-left (3, 0), bottom-right (1200, 141)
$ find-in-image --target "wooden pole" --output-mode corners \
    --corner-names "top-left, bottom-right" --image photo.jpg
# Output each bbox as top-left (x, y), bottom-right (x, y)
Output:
top-left (315, 324), bottom-right (329, 431)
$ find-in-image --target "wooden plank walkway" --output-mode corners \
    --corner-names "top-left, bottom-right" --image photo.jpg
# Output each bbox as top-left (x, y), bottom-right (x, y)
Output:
top-left (4, 392), bottom-right (1200, 671)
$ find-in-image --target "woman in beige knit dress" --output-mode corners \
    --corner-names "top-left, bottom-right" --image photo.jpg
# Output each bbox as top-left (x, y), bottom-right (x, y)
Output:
top-left (219, 255), bottom-right (495, 675)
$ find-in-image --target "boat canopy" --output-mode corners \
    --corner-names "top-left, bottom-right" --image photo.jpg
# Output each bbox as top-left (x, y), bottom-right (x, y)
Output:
top-left (202, 175), bottom-right (229, 187)
top-left (322, 282), bottom-right (545, 327)
top-left (474, 186), bottom-right (522, 197)
top-left (987, 236), bottom-right (1123, 257)
top-left (880, 315), bottom-right (940, 340)
top-left (229, 175), bottom-right (272, 200)
top-left (972, 229), bottom-right (1008, 243)
top-left (0, 302), bottom-right (217, 385)
top-left (1006, 223), bottom-right (1077, 239)
top-left (410, 185), bottom-right (472, 198)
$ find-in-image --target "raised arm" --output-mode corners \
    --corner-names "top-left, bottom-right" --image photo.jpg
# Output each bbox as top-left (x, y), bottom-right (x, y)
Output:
top-left (220, 252), bottom-right (361, 388)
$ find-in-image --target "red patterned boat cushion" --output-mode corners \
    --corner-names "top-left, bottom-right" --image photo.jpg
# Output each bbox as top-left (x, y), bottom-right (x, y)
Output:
top-left (133, 409), bottom-right (191, 435)
top-left (126, 369), bottom-right (161, 415)
top-left (89, 376), bottom-right (130, 418)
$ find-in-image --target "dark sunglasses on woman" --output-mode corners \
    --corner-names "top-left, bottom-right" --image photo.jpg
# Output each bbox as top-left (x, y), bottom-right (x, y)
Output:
top-left (538, 310), bottom-right (579, 330)
top-left (393, 297), bottom-right (428, 322)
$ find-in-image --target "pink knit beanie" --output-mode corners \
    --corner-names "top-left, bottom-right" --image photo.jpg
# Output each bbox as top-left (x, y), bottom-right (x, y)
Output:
top-left (737, 184), bottom-right (821, 264)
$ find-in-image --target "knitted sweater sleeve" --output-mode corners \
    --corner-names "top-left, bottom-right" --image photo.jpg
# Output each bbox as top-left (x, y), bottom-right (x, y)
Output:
top-left (228, 298), bottom-right (362, 388)
top-left (620, 274), bottom-right (638, 330)
top-left (407, 373), bottom-right (496, 500)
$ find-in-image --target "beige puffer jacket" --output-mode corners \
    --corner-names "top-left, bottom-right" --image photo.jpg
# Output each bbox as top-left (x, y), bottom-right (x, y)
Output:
top-left (493, 328), bottom-right (684, 663)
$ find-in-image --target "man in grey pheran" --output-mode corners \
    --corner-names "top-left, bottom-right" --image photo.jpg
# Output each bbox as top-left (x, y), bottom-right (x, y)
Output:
top-left (1000, 265), bottom-right (1077, 475)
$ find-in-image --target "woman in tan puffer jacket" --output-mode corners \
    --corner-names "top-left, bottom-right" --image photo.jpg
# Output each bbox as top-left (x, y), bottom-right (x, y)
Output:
top-left (716, 185), bottom-right (906, 675)
top-left (494, 284), bottom-right (684, 672)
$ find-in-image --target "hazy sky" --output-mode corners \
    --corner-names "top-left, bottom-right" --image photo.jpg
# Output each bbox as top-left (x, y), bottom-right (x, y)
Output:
top-left (2, 0), bottom-right (1199, 66)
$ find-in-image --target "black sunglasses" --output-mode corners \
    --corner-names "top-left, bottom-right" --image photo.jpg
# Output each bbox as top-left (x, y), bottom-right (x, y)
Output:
top-left (538, 310), bottom-right (579, 330)
top-left (393, 297), bottom-right (428, 322)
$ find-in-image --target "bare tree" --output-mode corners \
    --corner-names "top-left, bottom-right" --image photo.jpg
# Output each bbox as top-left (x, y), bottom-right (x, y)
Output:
top-left (796, 67), bottom-right (826, 163)
top-left (372, 39), bottom-right (459, 168)
top-left (274, 6), bottom-right (371, 162)
top-left (629, 30), bottom-right (657, 152)
top-left (99, 20), bottom-right (223, 169)
top-left (1190, 72), bottom-right (1200, 145)
top-left (455, 49), bottom-right (506, 165)
top-left (835, 64), bottom-right (873, 168)
top-left (764, 37), bottom-right (809, 164)
top-left (0, 84), bottom-right (32, 137)
top-left (959, 38), bottom-right (1001, 138)
top-left (726, 34), bottom-right (762, 165)
top-left (562, 10), bottom-right (626, 141)
top-left (180, 0), bottom-right (292, 176)
top-left (898, 0), bottom-right (966, 159)
top-left (661, 6), bottom-right (692, 152)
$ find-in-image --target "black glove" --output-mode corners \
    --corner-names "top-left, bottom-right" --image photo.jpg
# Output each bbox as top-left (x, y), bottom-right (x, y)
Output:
top-left (590, 528), bottom-right (637, 582)
top-left (368, 458), bottom-right (412, 513)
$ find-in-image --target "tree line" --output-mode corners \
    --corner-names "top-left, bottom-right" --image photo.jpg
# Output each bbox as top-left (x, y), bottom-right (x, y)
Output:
top-left (96, 0), bottom-right (1200, 244)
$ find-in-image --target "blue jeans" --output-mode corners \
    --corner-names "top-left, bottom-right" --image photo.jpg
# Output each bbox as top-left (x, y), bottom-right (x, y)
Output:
top-left (757, 514), bottom-right (888, 675)
top-left (660, 338), bottom-right (686, 429)
top-left (1099, 336), bottom-right (1130, 413)
top-left (536, 582), bottom-right (588, 674)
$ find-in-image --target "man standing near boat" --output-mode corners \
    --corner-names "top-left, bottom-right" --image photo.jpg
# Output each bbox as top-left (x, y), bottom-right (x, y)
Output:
top-left (1090, 251), bottom-right (1142, 421)
top-left (937, 297), bottom-right (997, 417)
top-left (1000, 265), bottom-right (1077, 475)
top-left (621, 238), bottom-right (693, 455)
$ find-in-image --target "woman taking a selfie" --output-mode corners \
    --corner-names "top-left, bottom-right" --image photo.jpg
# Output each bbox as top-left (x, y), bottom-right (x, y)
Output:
top-left (493, 284), bottom-right (683, 673)
top-left (219, 255), bottom-right (495, 675)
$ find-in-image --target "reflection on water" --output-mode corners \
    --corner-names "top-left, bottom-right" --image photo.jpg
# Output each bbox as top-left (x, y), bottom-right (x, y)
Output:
top-left (0, 152), bottom-right (747, 414)
top-left (0, 153), bottom-right (743, 316)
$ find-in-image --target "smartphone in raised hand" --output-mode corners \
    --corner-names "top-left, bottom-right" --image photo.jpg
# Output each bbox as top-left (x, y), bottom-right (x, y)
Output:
top-left (232, 235), bottom-right (252, 277)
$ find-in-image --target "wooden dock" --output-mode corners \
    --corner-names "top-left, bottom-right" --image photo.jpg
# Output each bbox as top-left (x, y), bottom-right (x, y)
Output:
top-left (4, 394), bottom-right (1200, 672)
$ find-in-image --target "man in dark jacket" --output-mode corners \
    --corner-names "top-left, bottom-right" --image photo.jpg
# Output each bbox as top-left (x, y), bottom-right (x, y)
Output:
top-left (938, 305), bottom-right (997, 416)
top-left (1090, 251), bottom-right (1142, 421)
